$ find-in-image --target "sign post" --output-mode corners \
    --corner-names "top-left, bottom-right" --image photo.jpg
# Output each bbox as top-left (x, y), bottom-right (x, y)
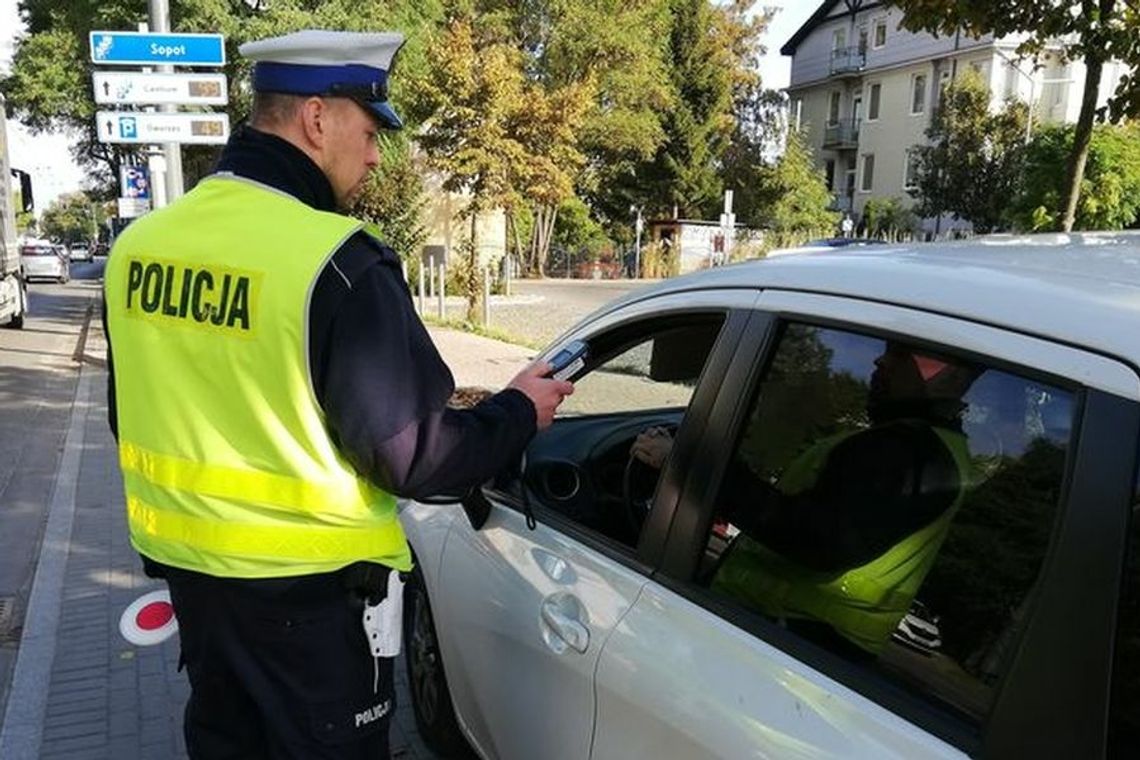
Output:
top-left (90, 14), bottom-right (228, 215)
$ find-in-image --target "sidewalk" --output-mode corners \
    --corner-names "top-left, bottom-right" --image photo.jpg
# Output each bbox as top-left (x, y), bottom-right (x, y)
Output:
top-left (0, 319), bottom-right (534, 759)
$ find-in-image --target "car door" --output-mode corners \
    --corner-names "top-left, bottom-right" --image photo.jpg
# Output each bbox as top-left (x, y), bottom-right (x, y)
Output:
top-left (428, 291), bottom-right (755, 760)
top-left (592, 290), bottom-right (1140, 758)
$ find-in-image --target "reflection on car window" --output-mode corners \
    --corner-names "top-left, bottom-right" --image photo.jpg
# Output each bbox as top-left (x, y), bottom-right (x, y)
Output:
top-left (1110, 505), bottom-right (1140, 755)
top-left (699, 323), bottom-right (1073, 723)
top-left (558, 322), bottom-right (721, 417)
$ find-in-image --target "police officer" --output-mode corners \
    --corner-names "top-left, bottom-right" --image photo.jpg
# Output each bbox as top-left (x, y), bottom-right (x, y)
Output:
top-left (103, 30), bottom-right (572, 759)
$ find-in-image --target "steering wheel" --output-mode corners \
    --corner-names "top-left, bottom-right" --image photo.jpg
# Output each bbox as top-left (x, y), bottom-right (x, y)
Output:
top-left (621, 424), bottom-right (678, 537)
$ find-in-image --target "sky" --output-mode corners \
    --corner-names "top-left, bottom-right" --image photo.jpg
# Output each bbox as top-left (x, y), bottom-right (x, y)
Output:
top-left (0, 0), bottom-right (815, 213)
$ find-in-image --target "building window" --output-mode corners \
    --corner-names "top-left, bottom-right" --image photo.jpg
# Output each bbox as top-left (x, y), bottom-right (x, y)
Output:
top-left (868, 83), bottom-right (882, 121)
top-left (861, 153), bottom-right (875, 192)
top-left (858, 28), bottom-right (868, 55)
top-left (873, 20), bottom-right (887, 48)
top-left (828, 91), bottom-right (841, 125)
top-left (824, 159), bottom-right (836, 191)
top-left (1004, 62), bottom-right (1018, 99)
top-left (911, 74), bottom-right (927, 114)
top-left (904, 150), bottom-right (921, 190)
top-left (833, 28), bottom-right (846, 51)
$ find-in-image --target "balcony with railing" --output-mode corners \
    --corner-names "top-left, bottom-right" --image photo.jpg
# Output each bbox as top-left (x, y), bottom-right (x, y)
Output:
top-left (830, 46), bottom-right (866, 77)
top-left (823, 119), bottom-right (861, 150)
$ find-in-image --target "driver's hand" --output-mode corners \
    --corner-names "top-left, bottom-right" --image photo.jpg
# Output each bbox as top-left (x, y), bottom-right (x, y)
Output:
top-left (631, 427), bottom-right (674, 469)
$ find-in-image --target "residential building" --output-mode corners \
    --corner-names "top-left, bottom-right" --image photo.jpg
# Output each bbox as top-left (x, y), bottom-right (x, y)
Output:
top-left (781, 0), bottom-right (1129, 232)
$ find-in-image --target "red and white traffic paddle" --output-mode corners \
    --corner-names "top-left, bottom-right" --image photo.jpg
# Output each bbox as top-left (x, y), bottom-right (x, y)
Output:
top-left (119, 589), bottom-right (178, 646)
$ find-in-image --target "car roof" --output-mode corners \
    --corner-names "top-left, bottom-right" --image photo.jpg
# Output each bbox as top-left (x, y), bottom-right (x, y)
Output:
top-left (612, 231), bottom-right (1140, 369)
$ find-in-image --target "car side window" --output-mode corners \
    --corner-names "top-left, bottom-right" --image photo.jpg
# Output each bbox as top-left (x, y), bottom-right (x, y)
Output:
top-left (521, 314), bottom-right (726, 548)
top-left (1110, 503), bottom-right (1140, 754)
top-left (697, 322), bottom-right (1074, 723)
top-left (556, 320), bottom-right (723, 417)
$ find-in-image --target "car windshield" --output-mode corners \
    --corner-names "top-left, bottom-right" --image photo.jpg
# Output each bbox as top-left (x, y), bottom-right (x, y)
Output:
top-left (22, 246), bottom-right (55, 256)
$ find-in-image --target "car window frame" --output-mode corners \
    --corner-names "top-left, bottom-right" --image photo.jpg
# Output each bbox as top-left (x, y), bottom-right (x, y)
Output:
top-left (484, 289), bottom-right (758, 574)
top-left (653, 295), bottom-right (1139, 757)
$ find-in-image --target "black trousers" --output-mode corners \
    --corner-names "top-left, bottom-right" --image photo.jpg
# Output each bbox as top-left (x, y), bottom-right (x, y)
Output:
top-left (163, 563), bottom-right (395, 759)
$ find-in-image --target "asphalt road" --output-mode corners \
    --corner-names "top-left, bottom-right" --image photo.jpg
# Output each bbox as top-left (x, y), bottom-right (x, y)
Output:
top-left (426, 276), bottom-right (653, 347)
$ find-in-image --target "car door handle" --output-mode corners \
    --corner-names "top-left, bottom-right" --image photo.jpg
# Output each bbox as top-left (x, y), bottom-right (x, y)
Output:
top-left (541, 599), bottom-right (590, 653)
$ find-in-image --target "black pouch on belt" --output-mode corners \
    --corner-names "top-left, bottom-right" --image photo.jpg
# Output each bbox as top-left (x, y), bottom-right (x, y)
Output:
top-left (341, 562), bottom-right (391, 605)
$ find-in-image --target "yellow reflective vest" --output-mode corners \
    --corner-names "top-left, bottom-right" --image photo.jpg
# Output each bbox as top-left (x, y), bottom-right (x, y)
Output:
top-left (712, 425), bottom-right (972, 654)
top-left (104, 175), bottom-right (411, 578)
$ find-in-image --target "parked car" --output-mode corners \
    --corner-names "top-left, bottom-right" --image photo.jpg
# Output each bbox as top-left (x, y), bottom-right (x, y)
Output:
top-left (68, 243), bottom-right (92, 262)
top-left (20, 241), bottom-right (69, 283)
top-left (401, 232), bottom-right (1140, 760)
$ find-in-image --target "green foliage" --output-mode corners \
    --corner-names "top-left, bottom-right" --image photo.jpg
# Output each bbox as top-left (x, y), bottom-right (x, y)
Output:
top-left (2, 0), bottom-right (441, 193)
top-left (621, 0), bottom-right (740, 220)
top-left (351, 132), bottom-right (428, 259)
top-left (40, 191), bottom-right (104, 244)
top-left (910, 69), bottom-right (1027, 233)
top-left (755, 129), bottom-right (838, 245)
top-left (553, 197), bottom-right (612, 262)
top-left (862, 197), bottom-right (918, 240)
top-left (887, 0), bottom-right (1140, 230)
top-left (722, 84), bottom-right (787, 228)
top-left (638, 239), bottom-right (679, 279)
top-left (1009, 122), bottom-right (1140, 231)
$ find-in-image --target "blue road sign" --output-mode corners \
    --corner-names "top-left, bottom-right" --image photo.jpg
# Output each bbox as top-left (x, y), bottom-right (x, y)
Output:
top-left (118, 117), bottom-right (138, 140)
top-left (89, 31), bottom-right (226, 66)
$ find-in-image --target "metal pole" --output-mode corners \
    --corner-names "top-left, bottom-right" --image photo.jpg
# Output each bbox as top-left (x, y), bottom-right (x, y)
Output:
top-left (437, 263), bottom-right (445, 319)
top-left (482, 268), bottom-right (490, 326)
top-left (634, 207), bottom-right (642, 279)
top-left (417, 264), bottom-right (425, 314)
top-left (428, 254), bottom-right (435, 298)
top-left (148, 0), bottom-right (184, 202)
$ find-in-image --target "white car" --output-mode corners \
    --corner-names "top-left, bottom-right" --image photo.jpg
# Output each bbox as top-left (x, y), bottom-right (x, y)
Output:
top-left (401, 232), bottom-right (1140, 760)
top-left (68, 244), bottom-right (92, 262)
top-left (20, 241), bottom-right (69, 283)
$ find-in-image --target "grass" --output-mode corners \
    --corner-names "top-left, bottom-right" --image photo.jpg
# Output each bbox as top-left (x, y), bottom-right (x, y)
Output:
top-left (421, 314), bottom-right (546, 351)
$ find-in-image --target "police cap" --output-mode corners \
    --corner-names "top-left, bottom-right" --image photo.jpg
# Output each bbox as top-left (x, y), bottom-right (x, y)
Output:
top-left (239, 30), bottom-right (405, 130)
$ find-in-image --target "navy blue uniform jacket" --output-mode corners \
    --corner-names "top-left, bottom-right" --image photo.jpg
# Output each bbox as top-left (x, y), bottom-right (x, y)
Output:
top-left (105, 126), bottom-right (537, 501)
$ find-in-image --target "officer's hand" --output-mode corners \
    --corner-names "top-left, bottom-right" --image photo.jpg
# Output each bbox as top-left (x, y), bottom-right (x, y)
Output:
top-left (631, 427), bottom-right (673, 469)
top-left (508, 362), bottom-right (574, 430)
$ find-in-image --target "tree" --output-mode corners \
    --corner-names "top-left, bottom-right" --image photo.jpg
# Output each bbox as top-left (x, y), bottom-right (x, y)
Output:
top-left (755, 129), bottom-right (839, 247)
top-left (910, 69), bottom-right (1028, 233)
top-left (886, 0), bottom-right (1140, 232)
top-left (417, 13), bottom-right (530, 321)
top-left (40, 191), bottom-right (104, 244)
top-left (350, 132), bottom-right (428, 260)
top-left (1009, 122), bottom-right (1140, 231)
top-left (621, 0), bottom-right (747, 221)
top-left (722, 83), bottom-right (787, 228)
top-left (2, 0), bottom-right (441, 198)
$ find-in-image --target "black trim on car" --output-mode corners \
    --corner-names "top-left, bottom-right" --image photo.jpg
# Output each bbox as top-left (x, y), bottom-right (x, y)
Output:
top-left (985, 390), bottom-right (1139, 758)
top-left (658, 310), bottom-right (777, 575)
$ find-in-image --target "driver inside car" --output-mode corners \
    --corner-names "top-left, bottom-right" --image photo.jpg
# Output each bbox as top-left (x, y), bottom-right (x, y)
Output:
top-left (631, 342), bottom-right (980, 657)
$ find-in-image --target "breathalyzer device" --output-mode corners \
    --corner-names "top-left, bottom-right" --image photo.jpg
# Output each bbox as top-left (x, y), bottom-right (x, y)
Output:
top-left (546, 340), bottom-right (588, 381)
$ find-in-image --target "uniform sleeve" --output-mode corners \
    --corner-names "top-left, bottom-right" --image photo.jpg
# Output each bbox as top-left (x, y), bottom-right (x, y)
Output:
top-left (310, 236), bottom-right (537, 499)
top-left (102, 302), bottom-right (119, 441)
